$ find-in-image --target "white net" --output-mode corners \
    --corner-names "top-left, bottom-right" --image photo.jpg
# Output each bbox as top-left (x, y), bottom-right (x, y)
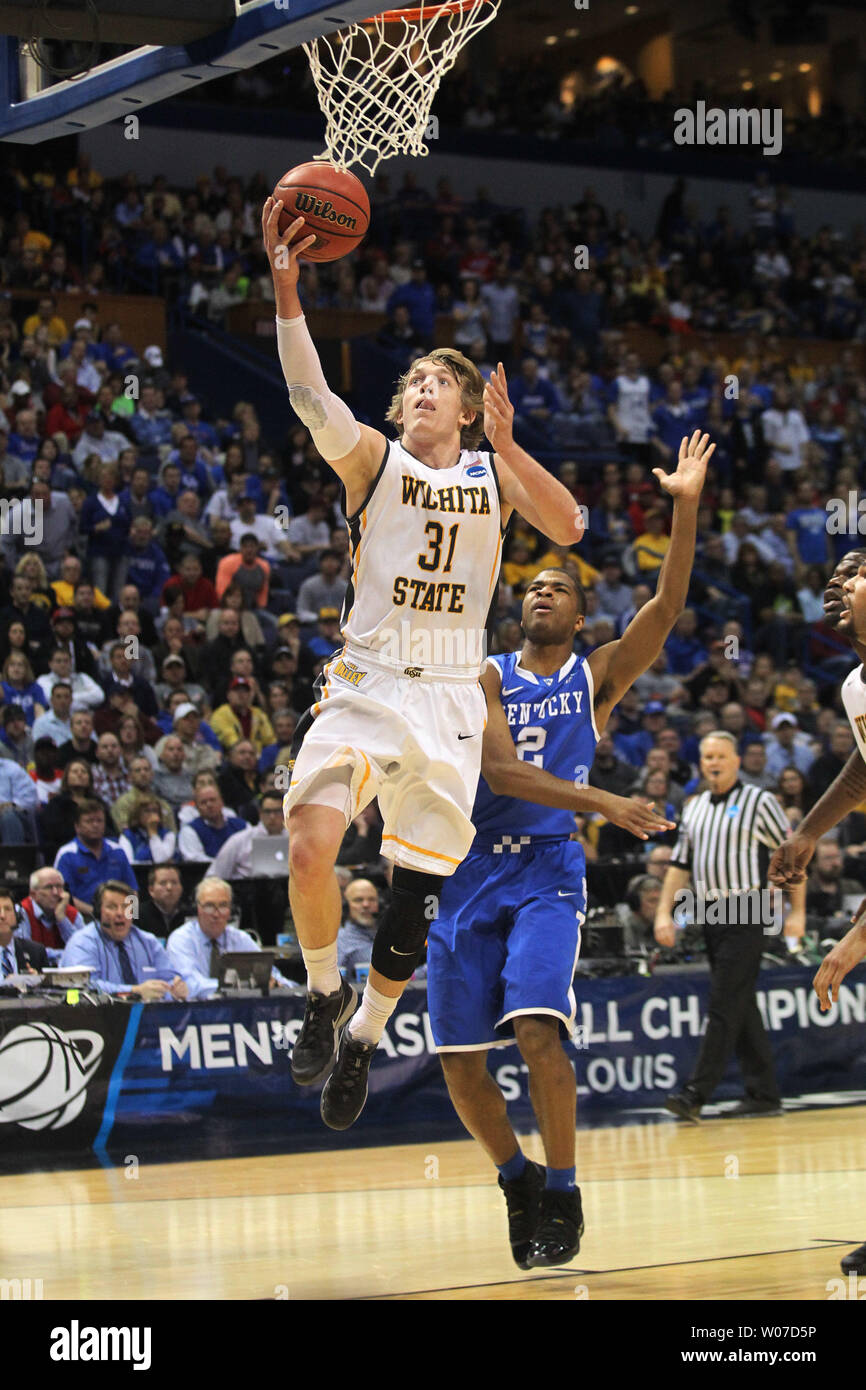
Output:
top-left (304, 0), bottom-right (501, 177)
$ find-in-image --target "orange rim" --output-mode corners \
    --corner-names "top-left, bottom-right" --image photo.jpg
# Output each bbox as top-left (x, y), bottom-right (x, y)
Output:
top-left (376, 0), bottom-right (485, 20)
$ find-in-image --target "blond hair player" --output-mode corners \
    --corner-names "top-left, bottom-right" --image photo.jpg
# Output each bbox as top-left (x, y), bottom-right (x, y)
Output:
top-left (263, 199), bottom-right (584, 1130)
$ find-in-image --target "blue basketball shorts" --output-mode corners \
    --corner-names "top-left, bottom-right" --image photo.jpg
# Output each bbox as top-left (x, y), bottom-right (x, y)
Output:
top-left (426, 838), bottom-right (586, 1050)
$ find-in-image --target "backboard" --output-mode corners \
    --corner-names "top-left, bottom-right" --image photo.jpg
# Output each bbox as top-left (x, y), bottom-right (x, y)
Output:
top-left (0, 0), bottom-right (378, 142)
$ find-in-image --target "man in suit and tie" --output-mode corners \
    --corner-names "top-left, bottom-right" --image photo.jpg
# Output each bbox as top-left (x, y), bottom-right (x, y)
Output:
top-left (166, 875), bottom-right (288, 998)
top-left (59, 879), bottom-right (189, 1000)
top-left (0, 889), bottom-right (49, 976)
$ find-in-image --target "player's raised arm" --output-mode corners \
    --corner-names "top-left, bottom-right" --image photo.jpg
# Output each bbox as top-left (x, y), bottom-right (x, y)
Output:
top-left (484, 365), bottom-right (585, 545)
top-left (588, 431), bottom-right (714, 725)
top-left (262, 197), bottom-right (385, 499)
top-left (479, 666), bottom-right (674, 839)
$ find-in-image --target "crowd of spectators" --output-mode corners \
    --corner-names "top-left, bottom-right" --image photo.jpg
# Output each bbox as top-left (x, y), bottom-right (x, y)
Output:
top-left (0, 148), bottom-right (865, 974)
top-left (3, 138), bottom-right (866, 352)
top-left (203, 44), bottom-right (866, 172)
top-left (443, 65), bottom-right (866, 172)
top-left (3, 868), bottom-right (292, 1000)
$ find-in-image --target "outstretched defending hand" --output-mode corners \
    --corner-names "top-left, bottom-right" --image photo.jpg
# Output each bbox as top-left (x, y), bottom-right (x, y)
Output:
top-left (813, 910), bottom-right (866, 1011)
top-left (652, 430), bottom-right (715, 501)
top-left (594, 791), bottom-right (677, 840)
top-left (261, 197), bottom-right (318, 286)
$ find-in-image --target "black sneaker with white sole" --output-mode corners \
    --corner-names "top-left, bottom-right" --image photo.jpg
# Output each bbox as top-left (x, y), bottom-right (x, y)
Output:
top-left (526, 1187), bottom-right (585, 1268)
top-left (498, 1160), bottom-right (546, 1270)
top-left (320, 1025), bottom-right (377, 1130)
top-left (841, 1242), bottom-right (866, 1276)
top-left (290, 979), bottom-right (357, 1087)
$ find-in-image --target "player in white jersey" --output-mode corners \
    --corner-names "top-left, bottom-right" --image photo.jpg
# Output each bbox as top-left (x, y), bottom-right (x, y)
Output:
top-left (262, 199), bottom-right (584, 1129)
top-left (770, 547), bottom-right (866, 1279)
top-left (607, 351), bottom-right (653, 463)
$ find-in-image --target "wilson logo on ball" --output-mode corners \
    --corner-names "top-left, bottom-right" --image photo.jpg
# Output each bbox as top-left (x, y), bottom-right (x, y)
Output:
top-left (292, 193), bottom-right (358, 230)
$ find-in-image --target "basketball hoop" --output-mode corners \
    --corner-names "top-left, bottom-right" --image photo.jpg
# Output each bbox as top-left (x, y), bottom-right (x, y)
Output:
top-left (303, 0), bottom-right (501, 177)
top-left (377, 2), bottom-right (487, 19)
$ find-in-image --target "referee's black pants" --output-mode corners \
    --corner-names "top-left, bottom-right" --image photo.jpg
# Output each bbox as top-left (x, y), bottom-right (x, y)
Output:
top-left (688, 923), bottom-right (780, 1105)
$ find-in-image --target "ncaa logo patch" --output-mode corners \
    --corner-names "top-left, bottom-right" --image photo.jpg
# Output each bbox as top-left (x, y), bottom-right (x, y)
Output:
top-left (465, 465), bottom-right (487, 477)
top-left (0, 1022), bottom-right (104, 1130)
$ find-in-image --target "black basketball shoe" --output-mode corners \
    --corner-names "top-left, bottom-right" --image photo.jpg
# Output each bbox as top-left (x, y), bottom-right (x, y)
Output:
top-left (290, 979), bottom-right (357, 1086)
top-left (841, 1242), bottom-right (866, 1276)
top-left (320, 1025), bottom-right (377, 1130)
top-left (526, 1187), bottom-right (585, 1268)
top-left (665, 1087), bottom-right (703, 1123)
top-left (727, 1097), bottom-right (783, 1118)
top-left (498, 1160), bottom-right (546, 1270)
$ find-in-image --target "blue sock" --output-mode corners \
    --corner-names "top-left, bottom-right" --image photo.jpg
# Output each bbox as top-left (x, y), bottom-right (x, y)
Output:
top-left (496, 1150), bottom-right (527, 1183)
top-left (546, 1165), bottom-right (576, 1192)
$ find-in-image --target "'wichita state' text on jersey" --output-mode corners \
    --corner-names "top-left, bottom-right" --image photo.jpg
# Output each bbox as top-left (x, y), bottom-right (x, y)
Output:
top-left (472, 651), bottom-right (599, 839)
top-left (340, 437), bottom-right (503, 673)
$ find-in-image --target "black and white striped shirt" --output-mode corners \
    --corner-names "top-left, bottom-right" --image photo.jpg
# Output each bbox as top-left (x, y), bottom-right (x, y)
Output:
top-left (670, 781), bottom-right (790, 896)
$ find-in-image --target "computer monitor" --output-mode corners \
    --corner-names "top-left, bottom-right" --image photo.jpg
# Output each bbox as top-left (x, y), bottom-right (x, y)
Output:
top-left (0, 846), bottom-right (40, 887)
top-left (581, 918), bottom-right (625, 959)
top-left (216, 951), bottom-right (275, 996)
top-left (250, 836), bottom-right (289, 878)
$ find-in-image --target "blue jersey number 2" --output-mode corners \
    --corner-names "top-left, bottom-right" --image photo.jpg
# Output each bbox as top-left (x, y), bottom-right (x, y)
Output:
top-left (516, 725), bottom-right (547, 768)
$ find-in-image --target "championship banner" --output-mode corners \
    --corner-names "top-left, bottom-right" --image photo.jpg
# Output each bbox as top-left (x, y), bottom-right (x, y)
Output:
top-left (1, 966), bottom-right (864, 1162)
top-left (104, 965), bottom-right (866, 1157)
top-left (107, 990), bottom-right (464, 1155)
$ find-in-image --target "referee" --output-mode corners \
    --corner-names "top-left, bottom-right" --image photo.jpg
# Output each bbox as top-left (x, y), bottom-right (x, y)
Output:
top-left (654, 730), bottom-right (805, 1120)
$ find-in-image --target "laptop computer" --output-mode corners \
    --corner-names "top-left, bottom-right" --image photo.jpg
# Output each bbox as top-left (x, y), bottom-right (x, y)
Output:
top-left (250, 835), bottom-right (289, 877)
top-left (216, 950), bottom-right (275, 996)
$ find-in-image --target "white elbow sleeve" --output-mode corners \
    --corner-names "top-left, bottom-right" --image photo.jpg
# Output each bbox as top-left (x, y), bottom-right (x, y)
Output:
top-left (276, 314), bottom-right (361, 462)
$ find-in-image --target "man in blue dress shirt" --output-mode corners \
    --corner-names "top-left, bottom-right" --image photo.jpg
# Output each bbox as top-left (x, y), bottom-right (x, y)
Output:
top-left (60, 879), bottom-right (190, 1000)
top-left (54, 800), bottom-right (139, 913)
top-left (31, 681), bottom-right (74, 746)
top-left (166, 876), bottom-right (289, 999)
top-left (0, 753), bottom-right (38, 842)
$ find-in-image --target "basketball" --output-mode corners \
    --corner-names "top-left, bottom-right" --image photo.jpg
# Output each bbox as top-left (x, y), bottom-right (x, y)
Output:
top-left (273, 162), bottom-right (370, 263)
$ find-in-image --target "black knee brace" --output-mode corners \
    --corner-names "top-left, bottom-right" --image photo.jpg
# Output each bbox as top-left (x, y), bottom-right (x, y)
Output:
top-left (371, 867), bottom-right (445, 982)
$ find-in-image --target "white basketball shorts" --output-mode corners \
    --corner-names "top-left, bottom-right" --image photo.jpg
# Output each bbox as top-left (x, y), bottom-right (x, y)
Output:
top-left (283, 645), bottom-right (486, 876)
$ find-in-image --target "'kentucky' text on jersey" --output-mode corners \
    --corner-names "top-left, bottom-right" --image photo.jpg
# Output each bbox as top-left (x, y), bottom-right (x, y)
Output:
top-left (472, 651), bottom-right (600, 840)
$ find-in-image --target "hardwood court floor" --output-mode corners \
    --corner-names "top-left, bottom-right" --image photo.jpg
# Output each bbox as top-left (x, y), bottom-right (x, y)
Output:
top-left (1, 1105), bottom-right (863, 1300)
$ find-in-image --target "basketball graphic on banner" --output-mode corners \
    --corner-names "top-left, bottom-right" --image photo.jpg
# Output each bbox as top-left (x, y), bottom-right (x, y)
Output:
top-left (0, 1023), bottom-right (104, 1131)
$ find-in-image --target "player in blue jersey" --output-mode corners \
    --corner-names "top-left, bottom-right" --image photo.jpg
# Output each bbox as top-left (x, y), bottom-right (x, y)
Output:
top-left (428, 429), bottom-right (714, 1270)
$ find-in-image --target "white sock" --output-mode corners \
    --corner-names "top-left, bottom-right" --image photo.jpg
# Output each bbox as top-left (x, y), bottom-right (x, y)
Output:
top-left (301, 942), bottom-right (341, 996)
top-left (348, 982), bottom-right (398, 1045)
